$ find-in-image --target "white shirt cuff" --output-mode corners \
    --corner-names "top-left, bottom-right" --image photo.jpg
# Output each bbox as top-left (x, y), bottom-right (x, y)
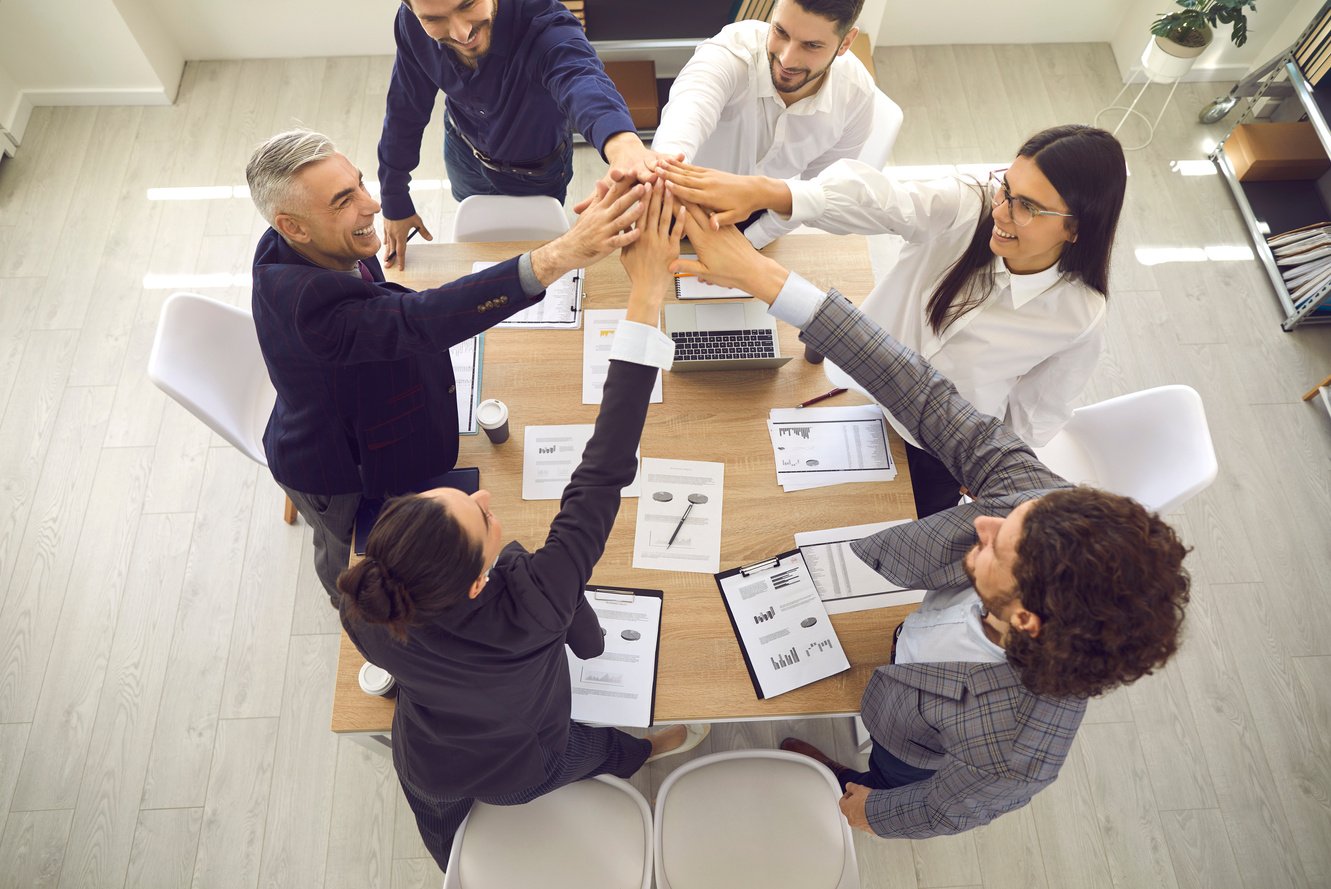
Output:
top-left (610, 319), bottom-right (675, 371)
top-left (768, 271), bottom-right (827, 329)
top-left (786, 179), bottom-right (826, 226)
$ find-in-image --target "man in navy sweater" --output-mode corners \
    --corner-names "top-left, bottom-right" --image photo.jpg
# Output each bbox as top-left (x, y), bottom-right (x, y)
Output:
top-left (377, 0), bottom-right (667, 268)
top-left (246, 128), bottom-right (646, 605)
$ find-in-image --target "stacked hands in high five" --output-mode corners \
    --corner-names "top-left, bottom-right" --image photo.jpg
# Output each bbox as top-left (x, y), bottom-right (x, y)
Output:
top-left (573, 159), bottom-right (794, 305)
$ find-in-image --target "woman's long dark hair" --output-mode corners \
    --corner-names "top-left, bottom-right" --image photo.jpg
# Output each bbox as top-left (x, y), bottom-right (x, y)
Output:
top-left (337, 494), bottom-right (485, 642)
top-left (925, 125), bottom-right (1127, 335)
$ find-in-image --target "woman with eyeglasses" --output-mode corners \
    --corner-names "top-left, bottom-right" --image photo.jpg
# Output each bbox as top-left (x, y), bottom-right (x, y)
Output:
top-left (659, 124), bottom-right (1127, 517)
top-left (337, 183), bottom-right (705, 868)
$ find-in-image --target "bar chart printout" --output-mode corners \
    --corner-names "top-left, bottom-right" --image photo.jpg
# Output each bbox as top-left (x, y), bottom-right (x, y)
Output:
top-left (714, 549), bottom-right (850, 699)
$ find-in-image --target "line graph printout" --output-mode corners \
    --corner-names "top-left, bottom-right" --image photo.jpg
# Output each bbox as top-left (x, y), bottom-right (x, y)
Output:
top-left (567, 587), bottom-right (662, 728)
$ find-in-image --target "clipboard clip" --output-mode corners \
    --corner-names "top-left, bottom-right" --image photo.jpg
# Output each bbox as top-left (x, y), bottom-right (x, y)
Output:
top-left (592, 588), bottom-right (635, 603)
top-left (740, 556), bottom-right (782, 577)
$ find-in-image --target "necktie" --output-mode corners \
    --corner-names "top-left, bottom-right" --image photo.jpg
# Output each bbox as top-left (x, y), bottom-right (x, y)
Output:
top-left (357, 260), bottom-right (374, 283)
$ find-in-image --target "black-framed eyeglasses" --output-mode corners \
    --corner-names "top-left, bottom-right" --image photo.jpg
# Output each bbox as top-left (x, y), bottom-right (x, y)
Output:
top-left (988, 170), bottom-right (1075, 227)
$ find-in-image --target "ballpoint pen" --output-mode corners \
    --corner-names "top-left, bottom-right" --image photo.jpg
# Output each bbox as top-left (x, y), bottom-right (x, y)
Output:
top-left (665, 502), bottom-right (694, 549)
top-left (796, 387), bottom-right (847, 409)
top-left (384, 227), bottom-right (420, 263)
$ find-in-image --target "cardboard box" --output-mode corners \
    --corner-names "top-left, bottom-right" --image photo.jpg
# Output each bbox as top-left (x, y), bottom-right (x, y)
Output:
top-left (1227, 122), bottom-right (1330, 182)
top-left (603, 60), bottom-right (659, 130)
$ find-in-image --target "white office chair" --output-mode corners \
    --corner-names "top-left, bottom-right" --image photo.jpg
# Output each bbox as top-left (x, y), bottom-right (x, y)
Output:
top-left (450, 195), bottom-right (570, 242)
top-left (855, 90), bottom-right (904, 172)
top-left (654, 750), bottom-right (859, 889)
top-left (1034, 384), bottom-right (1218, 514)
top-left (442, 775), bottom-right (652, 889)
top-left (147, 292), bottom-right (295, 524)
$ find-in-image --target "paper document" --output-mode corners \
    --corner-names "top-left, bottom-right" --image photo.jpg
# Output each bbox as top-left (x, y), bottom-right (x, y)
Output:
top-left (473, 261), bottom-right (583, 329)
top-left (451, 335), bottom-right (483, 435)
top-left (795, 521), bottom-right (926, 615)
top-left (714, 550), bottom-right (850, 699)
top-left (567, 586), bottom-right (663, 728)
top-left (522, 424), bottom-right (641, 500)
top-left (582, 309), bottom-right (664, 405)
top-left (674, 257), bottom-right (751, 300)
top-left (767, 404), bottom-right (895, 491)
top-left (633, 458), bottom-right (724, 574)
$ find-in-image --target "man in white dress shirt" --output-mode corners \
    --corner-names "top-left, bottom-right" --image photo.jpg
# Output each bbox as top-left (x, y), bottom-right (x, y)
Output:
top-left (652, 0), bottom-right (896, 249)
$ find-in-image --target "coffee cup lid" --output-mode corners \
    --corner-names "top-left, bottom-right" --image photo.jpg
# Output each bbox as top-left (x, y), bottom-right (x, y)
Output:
top-left (477, 399), bottom-right (508, 427)
top-left (358, 662), bottom-right (396, 696)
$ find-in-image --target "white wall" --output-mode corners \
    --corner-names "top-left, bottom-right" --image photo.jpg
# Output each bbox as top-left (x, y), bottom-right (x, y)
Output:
top-left (0, 60), bottom-right (26, 154)
top-left (875, 0), bottom-right (1123, 46)
top-left (0, 0), bottom-right (164, 97)
top-left (143, 0), bottom-right (395, 60)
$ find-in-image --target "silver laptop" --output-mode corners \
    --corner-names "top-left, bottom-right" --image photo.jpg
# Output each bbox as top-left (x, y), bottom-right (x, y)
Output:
top-left (664, 302), bottom-right (793, 372)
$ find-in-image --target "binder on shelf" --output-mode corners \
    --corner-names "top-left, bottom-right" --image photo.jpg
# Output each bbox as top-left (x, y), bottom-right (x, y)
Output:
top-left (568, 585), bottom-right (664, 728)
top-left (713, 550), bottom-right (849, 700)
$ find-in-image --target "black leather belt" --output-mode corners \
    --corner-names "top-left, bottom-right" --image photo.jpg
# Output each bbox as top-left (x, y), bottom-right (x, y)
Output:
top-left (446, 114), bottom-right (569, 178)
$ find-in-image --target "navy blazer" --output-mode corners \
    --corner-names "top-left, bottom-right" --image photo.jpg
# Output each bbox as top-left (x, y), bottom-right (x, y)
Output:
top-left (344, 358), bottom-right (658, 799)
top-left (251, 229), bottom-right (542, 496)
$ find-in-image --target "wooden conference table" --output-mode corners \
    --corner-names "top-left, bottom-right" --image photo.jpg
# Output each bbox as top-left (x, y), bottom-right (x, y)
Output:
top-left (331, 234), bottom-right (918, 744)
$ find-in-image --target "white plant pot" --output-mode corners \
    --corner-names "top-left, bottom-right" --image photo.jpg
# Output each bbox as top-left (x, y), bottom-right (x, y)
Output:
top-left (1141, 35), bottom-right (1207, 83)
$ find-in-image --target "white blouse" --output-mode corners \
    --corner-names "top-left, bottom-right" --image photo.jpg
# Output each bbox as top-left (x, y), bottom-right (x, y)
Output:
top-left (785, 161), bottom-right (1106, 448)
top-left (652, 20), bottom-right (884, 250)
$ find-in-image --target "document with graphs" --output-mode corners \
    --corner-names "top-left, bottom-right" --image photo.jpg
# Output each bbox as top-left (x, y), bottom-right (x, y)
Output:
top-left (714, 549), bottom-right (849, 700)
top-left (567, 586), bottom-right (663, 728)
top-left (582, 309), bottom-right (664, 405)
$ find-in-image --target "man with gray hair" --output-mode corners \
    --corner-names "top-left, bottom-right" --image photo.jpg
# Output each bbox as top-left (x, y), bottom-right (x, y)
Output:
top-left (247, 128), bottom-right (647, 605)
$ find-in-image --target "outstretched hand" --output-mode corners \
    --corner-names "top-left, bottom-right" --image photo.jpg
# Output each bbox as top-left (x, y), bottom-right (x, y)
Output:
top-left (620, 182), bottom-right (682, 322)
top-left (532, 176), bottom-right (646, 286)
top-left (656, 159), bottom-right (787, 228)
top-left (669, 200), bottom-right (788, 304)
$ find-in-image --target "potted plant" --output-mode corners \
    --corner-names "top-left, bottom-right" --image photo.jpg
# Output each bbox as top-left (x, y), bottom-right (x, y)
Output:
top-left (1142, 0), bottom-right (1258, 80)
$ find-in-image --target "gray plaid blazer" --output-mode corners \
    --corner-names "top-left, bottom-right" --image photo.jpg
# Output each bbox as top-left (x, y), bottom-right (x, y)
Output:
top-left (804, 292), bottom-right (1088, 839)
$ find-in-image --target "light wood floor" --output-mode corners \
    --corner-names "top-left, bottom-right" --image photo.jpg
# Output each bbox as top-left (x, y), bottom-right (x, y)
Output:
top-left (0, 43), bottom-right (1328, 889)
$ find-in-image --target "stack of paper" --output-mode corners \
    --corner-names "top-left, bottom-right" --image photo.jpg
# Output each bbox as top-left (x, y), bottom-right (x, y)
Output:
top-left (795, 521), bottom-right (926, 615)
top-left (766, 404), bottom-right (896, 491)
top-left (1269, 223), bottom-right (1331, 314)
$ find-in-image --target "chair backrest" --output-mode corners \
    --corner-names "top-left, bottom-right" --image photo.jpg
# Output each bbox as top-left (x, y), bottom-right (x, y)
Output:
top-left (443, 775), bottom-right (652, 889)
top-left (1034, 384), bottom-right (1218, 514)
top-left (147, 292), bottom-right (275, 466)
top-left (451, 195), bottom-right (571, 243)
top-left (654, 750), bottom-right (859, 889)
top-left (855, 90), bottom-right (904, 172)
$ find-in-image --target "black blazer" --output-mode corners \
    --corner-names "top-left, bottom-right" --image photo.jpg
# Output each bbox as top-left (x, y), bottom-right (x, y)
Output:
top-left (344, 358), bottom-right (658, 798)
top-left (250, 228), bottom-right (542, 496)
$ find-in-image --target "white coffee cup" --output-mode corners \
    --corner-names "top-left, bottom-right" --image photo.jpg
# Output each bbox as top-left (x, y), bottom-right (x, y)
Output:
top-left (358, 662), bottom-right (396, 697)
top-left (476, 398), bottom-right (510, 443)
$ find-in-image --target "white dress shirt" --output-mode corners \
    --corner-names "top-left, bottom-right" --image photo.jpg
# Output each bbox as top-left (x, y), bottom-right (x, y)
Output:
top-left (784, 161), bottom-right (1106, 448)
top-left (652, 20), bottom-right (887, 250)
top-left (894, 591), bottom-right (1006, 665)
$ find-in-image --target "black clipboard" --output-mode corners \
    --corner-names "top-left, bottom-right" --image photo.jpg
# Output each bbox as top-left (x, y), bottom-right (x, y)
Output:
top-left (353, 467), bottom-right (481, 556)
top-left (713, 550), bottom-right (800, 701)
top-left (574, 585), bottom-right (664, 727)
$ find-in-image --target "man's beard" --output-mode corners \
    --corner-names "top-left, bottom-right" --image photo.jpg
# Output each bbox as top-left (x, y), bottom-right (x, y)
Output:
top-left (440, 18), bottom-right (493, 66)
top-left (768, 53), bottom-right (831, 94)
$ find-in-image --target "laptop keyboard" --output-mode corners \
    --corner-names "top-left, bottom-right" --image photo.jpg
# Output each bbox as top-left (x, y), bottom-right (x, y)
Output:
top-left (670, 329), bottom-right (777, 361)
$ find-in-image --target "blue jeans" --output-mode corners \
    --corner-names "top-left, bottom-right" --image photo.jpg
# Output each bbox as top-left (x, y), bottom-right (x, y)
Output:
top-left (836, 740), bottom-right (937, 793)
top-left (444, 118), bottom-right (574, 204)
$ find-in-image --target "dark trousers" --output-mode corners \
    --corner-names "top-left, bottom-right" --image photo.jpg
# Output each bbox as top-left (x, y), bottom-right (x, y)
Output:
top-left (836, 739), bottom-right (937, 793)
top-left (399, 722), bottom-right (652, 870)
top-left (279, 483), bottom-right (361, 607)
top-left (905, 442), bottom-right (965, 519)
top-left (444, 118), bottom-right (574, 204)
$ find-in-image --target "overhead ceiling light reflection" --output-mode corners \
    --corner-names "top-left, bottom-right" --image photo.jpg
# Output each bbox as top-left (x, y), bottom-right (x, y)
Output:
top-left (1134, 244), bottom-right (1254, 266)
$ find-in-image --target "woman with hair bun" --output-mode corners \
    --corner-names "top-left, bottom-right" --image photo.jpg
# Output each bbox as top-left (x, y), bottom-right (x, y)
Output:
top-left (661, 124), bottom-right (1128, 517)
top-left (340, 183), bottom-right (703, 867)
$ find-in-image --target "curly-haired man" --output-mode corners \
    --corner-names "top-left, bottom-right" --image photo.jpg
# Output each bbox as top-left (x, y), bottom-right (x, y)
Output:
top-left (673, 201), bottom-right (1191, 839)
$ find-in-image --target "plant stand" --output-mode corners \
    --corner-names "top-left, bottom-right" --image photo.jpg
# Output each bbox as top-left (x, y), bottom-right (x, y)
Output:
top-left (1095, 38), bottom-right (1198, 150)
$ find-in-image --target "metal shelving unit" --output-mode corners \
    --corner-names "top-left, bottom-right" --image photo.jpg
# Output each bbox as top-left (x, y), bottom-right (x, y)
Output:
top-left (1210, 45), bottom-right (1331, 329)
